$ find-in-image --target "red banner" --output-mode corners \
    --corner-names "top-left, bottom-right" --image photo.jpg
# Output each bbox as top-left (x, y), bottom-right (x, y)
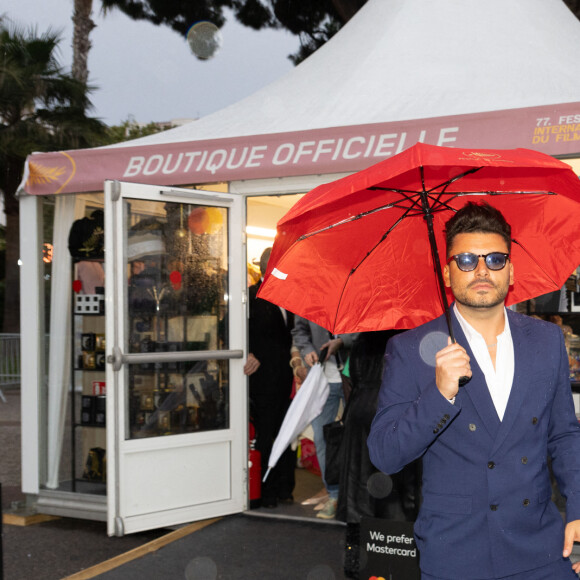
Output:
top-left (23, 101), bottom-right (580, 195)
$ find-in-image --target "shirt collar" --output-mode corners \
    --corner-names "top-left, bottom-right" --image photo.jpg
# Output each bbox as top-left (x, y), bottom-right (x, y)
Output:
top-left (453, 303), bottom-right (511, 345)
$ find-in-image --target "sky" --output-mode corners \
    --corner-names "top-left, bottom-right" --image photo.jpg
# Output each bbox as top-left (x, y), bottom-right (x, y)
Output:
top-left (4, 0), bottom-right (302, 126)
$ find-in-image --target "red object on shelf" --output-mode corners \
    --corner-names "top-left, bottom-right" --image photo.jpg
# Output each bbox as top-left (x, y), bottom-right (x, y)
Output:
top-left (169, 270), bottom-right (182, 290)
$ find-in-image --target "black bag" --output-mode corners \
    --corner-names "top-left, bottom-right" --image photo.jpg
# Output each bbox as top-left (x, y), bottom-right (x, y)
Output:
top-left (323, 417), bottom-right (345, 486)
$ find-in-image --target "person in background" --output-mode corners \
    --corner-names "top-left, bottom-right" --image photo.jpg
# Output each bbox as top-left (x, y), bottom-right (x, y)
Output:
top-left (336, 330), bottom-right (417, 578)
top-left (292, 317), bottom-right (358, 519)
top-left (368, 202), bottom-right (580, 579)
top-left (244, 248), bottom-right (295, 508)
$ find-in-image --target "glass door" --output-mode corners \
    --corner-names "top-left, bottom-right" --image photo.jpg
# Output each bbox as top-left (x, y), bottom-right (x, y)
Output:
top-left (104, 181), bottom-right (246, 535)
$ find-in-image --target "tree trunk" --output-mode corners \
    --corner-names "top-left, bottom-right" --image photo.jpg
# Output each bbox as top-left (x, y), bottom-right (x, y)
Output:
top-left (72, 0), bottom-right (95, 84)
top-left (3, 157), bottom-right (22, 333)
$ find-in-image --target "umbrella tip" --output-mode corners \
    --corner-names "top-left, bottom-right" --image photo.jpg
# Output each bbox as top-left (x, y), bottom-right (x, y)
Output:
top-left (262, 467), bottom-right (271, 483)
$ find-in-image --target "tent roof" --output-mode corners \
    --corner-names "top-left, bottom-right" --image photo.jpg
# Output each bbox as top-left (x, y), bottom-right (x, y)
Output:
top-left (22, 0), bottom-right (580, 195)
top-left (119, 0), bottom-right (580, 147)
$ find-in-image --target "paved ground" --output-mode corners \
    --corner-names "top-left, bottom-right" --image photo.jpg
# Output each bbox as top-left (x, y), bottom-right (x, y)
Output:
top-left (1, 388), bottom-right (172, 580)
top-left (0, 387), bottom-right (340, 580)
top-left (95, 515), bottom-right (346, 580)
top-left (3, 384), bottom-right (580, 580)
top-left (0, 388), bottom-right (24, 507)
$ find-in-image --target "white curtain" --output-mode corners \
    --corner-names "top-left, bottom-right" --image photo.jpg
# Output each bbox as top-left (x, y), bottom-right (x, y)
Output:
top-left (46, 195), bottom-right (76, 489)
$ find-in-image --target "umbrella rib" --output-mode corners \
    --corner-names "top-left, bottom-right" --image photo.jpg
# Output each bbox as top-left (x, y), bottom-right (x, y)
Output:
top-left (298, 190), bottom-right (556, 242)
top-left (428, 190), bottom-right (557, 215)
top-left (330, 206), bottom-right (418, 329)
top-left (296, 194), bottom-right (423, 241)
top-left (426, 167), bottom-right (484, 195)
top-left (511, 238), bottom-right (561, 288)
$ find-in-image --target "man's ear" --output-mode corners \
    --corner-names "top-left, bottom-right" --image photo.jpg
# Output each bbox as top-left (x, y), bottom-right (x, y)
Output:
top-left (443, 263), bottom-right (451, 288)
top-left (509, 261), bottom-right (514, 286)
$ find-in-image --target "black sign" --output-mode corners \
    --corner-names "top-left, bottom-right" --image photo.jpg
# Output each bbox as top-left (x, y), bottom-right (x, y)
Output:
top-left (359, 517), bottom-right (420, 580)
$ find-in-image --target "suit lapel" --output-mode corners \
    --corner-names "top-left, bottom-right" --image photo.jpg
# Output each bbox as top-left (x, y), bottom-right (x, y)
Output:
top-left (490, 311), bottom-right (535, 455)
top-left (451, 310), bottom-right (502, 439)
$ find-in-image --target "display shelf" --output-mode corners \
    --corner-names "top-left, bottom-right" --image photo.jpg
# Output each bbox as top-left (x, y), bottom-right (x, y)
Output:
top-left (71, 258), bottom-right (107, 492)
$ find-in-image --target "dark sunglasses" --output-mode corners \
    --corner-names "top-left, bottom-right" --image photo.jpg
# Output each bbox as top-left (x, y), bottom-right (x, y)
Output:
top-left (447, 252), bottom-right (510, 272)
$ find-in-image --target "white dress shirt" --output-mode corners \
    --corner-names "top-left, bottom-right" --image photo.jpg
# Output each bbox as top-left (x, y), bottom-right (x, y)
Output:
top-left (454, 304), bottom-right (515, 421)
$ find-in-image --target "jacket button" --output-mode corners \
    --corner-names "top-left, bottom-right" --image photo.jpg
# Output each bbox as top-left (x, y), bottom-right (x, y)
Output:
top-left (488, 461), bottom-right (495, 469)
top-left (443, 414), bottom-right (450, 420)
top-left (469, 423), bottom-right (477, 431)
top-left (490, 504), bottom-right (498, 511)
top-left (521, 457), bottom-right (528, 464)
top-left (433, 428), bottom-right (439, 434)
top-left (523, 499), bottom-right (530, 506)
top-left (532, 417), bottom-right (538, 425)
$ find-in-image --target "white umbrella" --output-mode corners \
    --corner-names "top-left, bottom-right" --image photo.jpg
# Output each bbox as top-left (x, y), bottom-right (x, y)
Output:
top-left (263, 363), bottom-right (329, 481)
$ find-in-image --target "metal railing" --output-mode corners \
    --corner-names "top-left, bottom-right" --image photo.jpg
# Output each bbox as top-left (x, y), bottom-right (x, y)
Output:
top-left (0, 333), bottom-right (20, 402)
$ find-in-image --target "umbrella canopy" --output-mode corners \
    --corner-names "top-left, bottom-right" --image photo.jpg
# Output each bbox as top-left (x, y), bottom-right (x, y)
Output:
top-left (258, 143), bottom-right (580, 333)
top-left (263, 363), bottom-right (329, 482)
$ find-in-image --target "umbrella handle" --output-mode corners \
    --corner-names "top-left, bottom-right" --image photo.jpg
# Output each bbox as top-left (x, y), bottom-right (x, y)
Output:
top-left (445, 303), bottom-right (470, 386)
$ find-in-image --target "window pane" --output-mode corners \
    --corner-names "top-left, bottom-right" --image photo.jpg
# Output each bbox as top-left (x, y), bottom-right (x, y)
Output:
top-left (124, 199), bottom-right (229, 439)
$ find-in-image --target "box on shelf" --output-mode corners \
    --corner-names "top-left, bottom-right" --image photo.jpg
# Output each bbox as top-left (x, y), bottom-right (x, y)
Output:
top-left (92, 381), bottom-right (106, 396)
top-left (75, 294), bottom-right (104, 315)
top-left (81, 395), bottom-right (96, 425)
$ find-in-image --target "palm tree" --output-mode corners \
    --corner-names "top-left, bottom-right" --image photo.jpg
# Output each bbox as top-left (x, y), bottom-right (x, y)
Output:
top-left (0, 21), bottom-right (107, 332)
top-left (72, 0), bottom-right (95, 83)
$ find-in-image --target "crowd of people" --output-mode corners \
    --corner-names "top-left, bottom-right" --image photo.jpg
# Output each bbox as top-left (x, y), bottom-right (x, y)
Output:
top-left (244, 247), bottom-right (417, 576)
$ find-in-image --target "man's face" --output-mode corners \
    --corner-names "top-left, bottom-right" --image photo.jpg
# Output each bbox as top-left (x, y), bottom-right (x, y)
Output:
top-left (443, 232), bottom-right (514, 310)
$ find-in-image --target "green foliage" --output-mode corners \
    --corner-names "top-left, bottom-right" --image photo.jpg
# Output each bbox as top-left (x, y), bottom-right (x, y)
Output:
top-left (0, 21), bottom-right (108, 189)
top-left (0, 20), bottom-right (108, 331)
top-left (102, 118), bottom-right (170, 145)
top-left (100, 0), bottom-right (580, 65)
top-left (101, 0), bottom-right (353, 64)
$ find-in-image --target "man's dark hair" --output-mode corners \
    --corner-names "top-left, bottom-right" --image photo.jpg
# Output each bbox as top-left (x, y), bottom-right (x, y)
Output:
top-left (445, 202), bottom-right (511, 255)
top-left (260, 247), bottom-right (272, 277)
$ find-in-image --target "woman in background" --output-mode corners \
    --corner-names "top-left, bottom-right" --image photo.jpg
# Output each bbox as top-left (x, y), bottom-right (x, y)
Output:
top-left (337, 330), bottom-right (418, 578)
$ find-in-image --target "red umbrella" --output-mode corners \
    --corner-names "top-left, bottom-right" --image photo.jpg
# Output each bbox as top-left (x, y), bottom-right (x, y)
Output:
top-left (258, 143), bottom-right (580, 335)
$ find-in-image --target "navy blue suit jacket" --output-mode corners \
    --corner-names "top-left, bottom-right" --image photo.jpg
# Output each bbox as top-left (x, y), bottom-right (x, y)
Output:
top-left (368, 308), bottom-right (580, 579)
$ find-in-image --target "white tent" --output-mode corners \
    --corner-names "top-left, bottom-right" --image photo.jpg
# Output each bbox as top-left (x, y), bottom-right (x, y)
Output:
top-left (22, 0), bottom-right (580, 196)
top-left (123, 0), bottom-right (580, 143)
top-left (19, 0), bottom-right (580, 492)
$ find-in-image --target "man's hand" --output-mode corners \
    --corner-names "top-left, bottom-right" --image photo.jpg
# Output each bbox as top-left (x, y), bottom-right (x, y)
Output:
top-left (304, 349), bottom-right (318, 367)
top-left (325, 337), bottom-right (343, 359)
top-left (294, 366), bottom-right (308, 387)
top-left (563, 520), bottom-right (580, 571)
top-left (435, 337), bottom-right (471, 400)
top-left (243, 353), bottom-right (260, 376)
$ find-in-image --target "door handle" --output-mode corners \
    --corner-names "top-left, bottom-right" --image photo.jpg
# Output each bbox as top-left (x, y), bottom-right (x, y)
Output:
top-left (107, 347), bottom-right (243, 371)
top-left (107, 346), bottom-right (124, 372)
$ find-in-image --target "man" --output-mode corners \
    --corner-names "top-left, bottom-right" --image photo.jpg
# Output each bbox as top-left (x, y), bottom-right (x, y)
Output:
top-left (292, 317), bottom-right (358, 519)
top-left (244, 247), bottom-right (295, 508)
top-left (368, 202), bottom-right (580, 579)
